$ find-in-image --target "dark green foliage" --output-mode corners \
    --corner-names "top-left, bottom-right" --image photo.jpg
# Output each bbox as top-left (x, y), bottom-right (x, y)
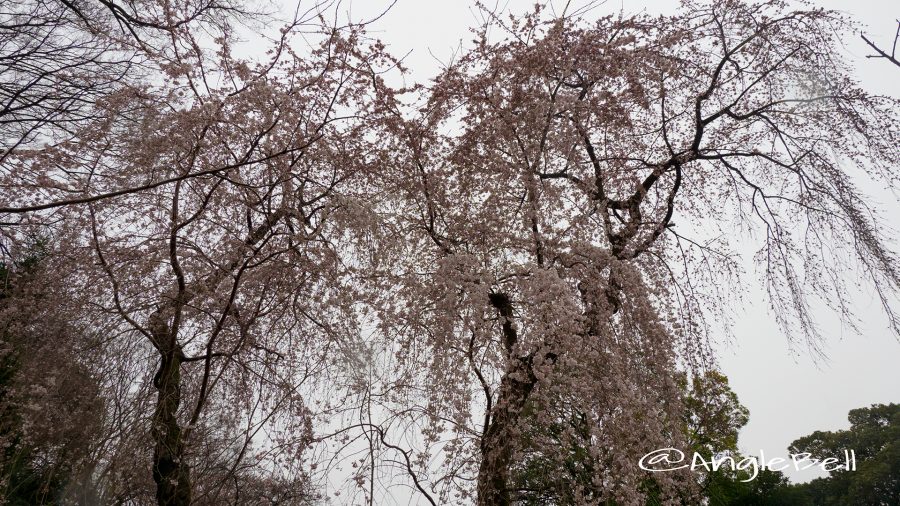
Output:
top-left (512, 403), bottom-right (601, 505)
top-left (703, 468), bottom-right (812, 506)
top-left (789, 403), bottom-right (900, 506)
top-left (681, 371), bottom-right (749, 459)
top-left (701, 402), bottom-right (900, 505)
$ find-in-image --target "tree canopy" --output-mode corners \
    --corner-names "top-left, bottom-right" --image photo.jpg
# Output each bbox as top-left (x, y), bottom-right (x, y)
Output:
top-left (788, 403), bottom-right (900, 506)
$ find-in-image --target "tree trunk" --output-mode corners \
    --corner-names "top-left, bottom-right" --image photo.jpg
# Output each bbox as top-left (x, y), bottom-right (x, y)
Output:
top-left (476, 358), bottom-right (537, 506)
top-left (478, 292), bottom-right (559, 505)
top-left (151, 349), bottom-right (191, 505)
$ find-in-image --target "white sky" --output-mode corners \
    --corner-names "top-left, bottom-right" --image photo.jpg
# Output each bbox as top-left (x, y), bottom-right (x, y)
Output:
top-left (269, 0), bottom-right (899, 494)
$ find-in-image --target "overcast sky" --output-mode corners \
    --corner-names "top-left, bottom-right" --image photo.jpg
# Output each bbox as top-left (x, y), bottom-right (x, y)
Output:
top-left (301, 0), bottom-right (899, 486)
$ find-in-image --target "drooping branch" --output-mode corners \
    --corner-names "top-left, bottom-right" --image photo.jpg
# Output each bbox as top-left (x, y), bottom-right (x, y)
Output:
top-left (862, 21), bottom-right (900, 68)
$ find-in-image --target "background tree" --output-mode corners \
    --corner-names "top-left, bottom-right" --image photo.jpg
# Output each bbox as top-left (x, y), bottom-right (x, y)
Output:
top-left (1, 0), bottom-right (131, 158)
top-left (0, 0), bottom-right (249, 169)
top-left (695, 402), bottom-right (900, 505)
top-left (0, 240), bottom-right (112, 504)
top-left (682, 371), bottom-right (748, 460)
top-left (789, 403), bottom-right (900, 506)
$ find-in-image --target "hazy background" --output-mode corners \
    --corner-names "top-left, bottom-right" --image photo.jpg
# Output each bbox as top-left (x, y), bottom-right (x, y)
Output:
top-left (287, 0), bottom-right (899, 485)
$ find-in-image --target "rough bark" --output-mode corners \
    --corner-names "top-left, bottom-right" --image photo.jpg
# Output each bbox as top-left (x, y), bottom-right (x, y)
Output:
top-left (151, 347), bottom-right (191, 505)
top-left (476, 358), bottom-right (537, 506)
top-left (149, 305), bottom-right (191, 506)
top-left (477, 292), bottom-right (539, 506)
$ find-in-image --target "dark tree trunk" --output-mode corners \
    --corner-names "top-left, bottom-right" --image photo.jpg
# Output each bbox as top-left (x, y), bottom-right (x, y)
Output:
top-left (476, 358), bottom-right (537, 506)
top-left (151, 347), bottom-right (191, 505)
top-left (478, 292), bottom-right (541, 506)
